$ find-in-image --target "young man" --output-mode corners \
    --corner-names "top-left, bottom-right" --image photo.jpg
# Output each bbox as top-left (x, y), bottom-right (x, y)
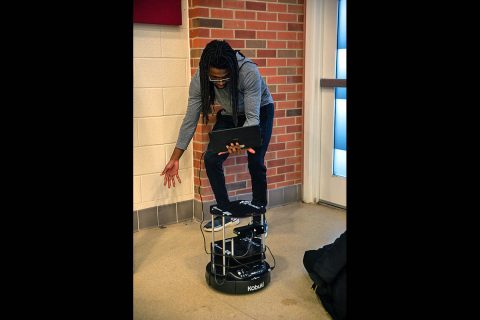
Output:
top-left (161, 40), bottom-right (274, 231)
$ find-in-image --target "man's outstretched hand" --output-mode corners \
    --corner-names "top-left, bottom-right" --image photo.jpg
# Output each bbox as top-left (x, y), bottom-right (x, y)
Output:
top-left (218, 142), bottom-right (255, 155)
top-left (161, 159), bottom-right (182, 188)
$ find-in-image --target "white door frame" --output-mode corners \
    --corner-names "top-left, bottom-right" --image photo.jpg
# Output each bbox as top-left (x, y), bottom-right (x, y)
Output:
top-left (303, 0), bottom-right (346, 207)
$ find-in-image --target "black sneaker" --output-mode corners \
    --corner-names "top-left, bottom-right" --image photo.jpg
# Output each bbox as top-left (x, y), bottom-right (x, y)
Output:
top-left (203, 216), bottom-right (240, 232)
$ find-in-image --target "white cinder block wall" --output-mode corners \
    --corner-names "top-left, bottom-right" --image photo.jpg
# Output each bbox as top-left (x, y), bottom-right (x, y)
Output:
top-left (133, 0), bottom-right (193, 211)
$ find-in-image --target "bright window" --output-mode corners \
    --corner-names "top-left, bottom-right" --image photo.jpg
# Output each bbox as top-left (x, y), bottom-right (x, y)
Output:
top-left (333, 0), bottom-right (346, 177)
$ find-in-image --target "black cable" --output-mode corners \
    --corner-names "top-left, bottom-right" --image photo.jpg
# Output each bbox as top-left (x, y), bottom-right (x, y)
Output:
top-left (198, 150), bottom-right (211, 255)
top-left (197, 149), bottom-right (227, 285)
top-left (265, 244), bottom-right (276, 270)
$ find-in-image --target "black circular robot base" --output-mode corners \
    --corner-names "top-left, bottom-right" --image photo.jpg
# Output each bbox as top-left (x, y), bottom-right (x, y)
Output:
top-left (204, 200), bottom-right (272, 295)
top-left (205, 261), bottom-right (271, 294)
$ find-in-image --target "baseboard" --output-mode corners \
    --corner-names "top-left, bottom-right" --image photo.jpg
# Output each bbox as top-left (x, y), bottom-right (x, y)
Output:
top-left (134, 184), bottom-right (302, 232)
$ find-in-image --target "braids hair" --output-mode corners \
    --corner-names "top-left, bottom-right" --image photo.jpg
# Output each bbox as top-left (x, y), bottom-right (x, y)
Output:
top-left (199, 40), bottom-right (241, 126)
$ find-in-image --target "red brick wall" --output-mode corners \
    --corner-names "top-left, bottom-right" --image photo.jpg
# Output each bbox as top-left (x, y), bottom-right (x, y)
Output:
top-left (189, 0), bottom-right (305, 202)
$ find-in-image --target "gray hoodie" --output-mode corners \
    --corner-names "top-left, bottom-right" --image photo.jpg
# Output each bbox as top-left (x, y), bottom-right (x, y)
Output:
top-left (175, 52), bottom-right (274, 150)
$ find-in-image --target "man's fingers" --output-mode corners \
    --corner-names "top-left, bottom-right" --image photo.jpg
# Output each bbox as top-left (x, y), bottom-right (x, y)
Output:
top-left (176, 174), bottom-right (182, 184)
top-left (161, 164), bottom-right (170, 175)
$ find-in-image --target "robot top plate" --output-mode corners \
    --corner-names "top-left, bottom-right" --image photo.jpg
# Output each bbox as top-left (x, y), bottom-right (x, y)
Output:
top-left (210, 200), bottom-right (266, 217)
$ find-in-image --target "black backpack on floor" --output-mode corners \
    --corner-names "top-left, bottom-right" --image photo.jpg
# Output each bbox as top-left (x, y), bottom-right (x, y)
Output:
top-left (303, 231), bottom-right (346, 320)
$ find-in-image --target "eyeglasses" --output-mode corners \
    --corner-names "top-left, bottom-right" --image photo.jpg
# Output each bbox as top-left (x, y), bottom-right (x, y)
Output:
top-left (208, 76), bottom-right (231, 83)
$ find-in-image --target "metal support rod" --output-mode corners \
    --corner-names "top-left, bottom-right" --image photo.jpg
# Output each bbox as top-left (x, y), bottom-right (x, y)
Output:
top-left (222, 215), bottom-right (226, 276)
top-left (211, 214), bottom-right (215, 273)
top-left (261, 213), bottom-right (265, 251)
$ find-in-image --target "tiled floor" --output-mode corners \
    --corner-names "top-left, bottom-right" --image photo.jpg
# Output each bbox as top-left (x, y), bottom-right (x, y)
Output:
top-left (134, 202), bottom-right (346, 320)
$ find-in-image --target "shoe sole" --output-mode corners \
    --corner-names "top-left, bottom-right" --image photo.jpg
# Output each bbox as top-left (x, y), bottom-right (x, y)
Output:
top-left (203, 218), bottom-right (240, 232)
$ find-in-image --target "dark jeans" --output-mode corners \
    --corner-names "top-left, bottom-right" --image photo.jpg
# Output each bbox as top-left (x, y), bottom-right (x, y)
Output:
top-left (204, 103), bottom-right (274, 212)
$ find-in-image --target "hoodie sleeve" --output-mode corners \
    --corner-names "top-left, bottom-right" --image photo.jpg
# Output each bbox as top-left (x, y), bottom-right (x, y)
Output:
top-left (175, 71), bottom-right (202, 150)
top-left (241, 66), bottom-right (262, 127)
